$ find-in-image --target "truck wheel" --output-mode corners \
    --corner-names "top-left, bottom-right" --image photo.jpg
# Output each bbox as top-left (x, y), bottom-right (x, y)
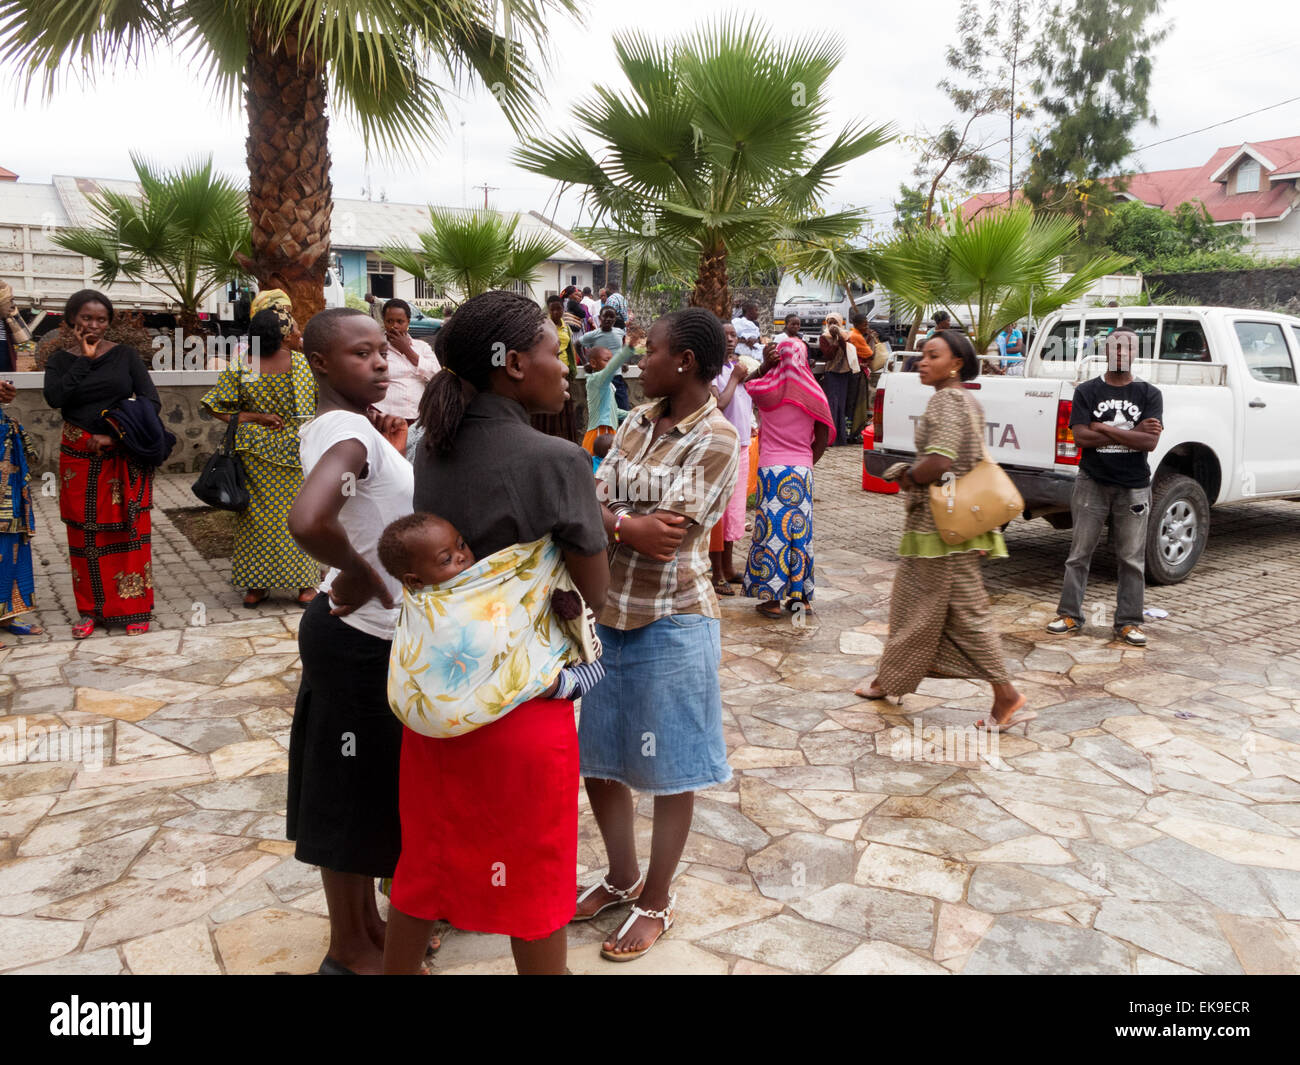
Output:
top-left (1145, 472), bottom-right (1209, 585)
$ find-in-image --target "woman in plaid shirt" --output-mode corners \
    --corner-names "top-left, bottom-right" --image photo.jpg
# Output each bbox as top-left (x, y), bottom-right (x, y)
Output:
top-left (575, 308), bottom-right (740, 963)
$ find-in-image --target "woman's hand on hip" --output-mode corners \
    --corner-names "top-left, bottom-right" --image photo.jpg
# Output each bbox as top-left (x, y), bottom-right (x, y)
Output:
top-left (622, 512), bottom-right (687, 561)
top-left (0, 380), bottom-right (15, 404)
top-left (326, 561), bottom-right (393, 617)
top-left (88, 433), bottom-right (115, 455)
top-left (248, 412), bottom-right (284, 431)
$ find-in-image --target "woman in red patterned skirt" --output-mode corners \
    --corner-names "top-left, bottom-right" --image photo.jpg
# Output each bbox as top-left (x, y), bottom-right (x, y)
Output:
top-left (42, 290), bottom-right (160, 638)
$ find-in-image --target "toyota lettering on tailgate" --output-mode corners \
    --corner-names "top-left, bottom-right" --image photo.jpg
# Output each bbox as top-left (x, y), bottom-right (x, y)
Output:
top-left (908, 414), bottom-right (1021, 449)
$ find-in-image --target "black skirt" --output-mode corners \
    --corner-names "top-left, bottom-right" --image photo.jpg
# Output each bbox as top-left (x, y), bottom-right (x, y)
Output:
top-left (286, 595), bottom-right (403, 877)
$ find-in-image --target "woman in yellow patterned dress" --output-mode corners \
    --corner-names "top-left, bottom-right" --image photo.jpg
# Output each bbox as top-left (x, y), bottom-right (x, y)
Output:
top-left (201, 301), bottom-right (320, 606)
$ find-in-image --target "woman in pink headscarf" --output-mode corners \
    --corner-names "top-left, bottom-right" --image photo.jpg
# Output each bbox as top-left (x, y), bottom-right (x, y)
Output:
top-left (742, 314), bottom-right (833, 619)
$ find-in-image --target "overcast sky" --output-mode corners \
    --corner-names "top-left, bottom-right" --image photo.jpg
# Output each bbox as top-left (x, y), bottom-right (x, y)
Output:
top-left (5, 0), bottom-right (1298, 237)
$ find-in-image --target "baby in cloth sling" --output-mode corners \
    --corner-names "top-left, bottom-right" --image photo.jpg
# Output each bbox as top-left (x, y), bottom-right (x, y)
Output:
top-left (378, 513), bottom-right (604, 738)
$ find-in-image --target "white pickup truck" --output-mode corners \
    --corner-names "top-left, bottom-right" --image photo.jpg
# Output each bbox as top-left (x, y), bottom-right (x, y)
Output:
top-left (864, 306), bottom-right (1300, 583)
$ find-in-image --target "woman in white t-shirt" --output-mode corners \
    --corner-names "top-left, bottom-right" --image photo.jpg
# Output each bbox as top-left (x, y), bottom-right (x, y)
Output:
top-left (286, 308), bottom-right (415, 975)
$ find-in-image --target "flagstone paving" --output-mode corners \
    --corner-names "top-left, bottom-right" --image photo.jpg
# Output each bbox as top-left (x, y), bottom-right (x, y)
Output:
top-left (2, 449), bottom-right (1299, 974)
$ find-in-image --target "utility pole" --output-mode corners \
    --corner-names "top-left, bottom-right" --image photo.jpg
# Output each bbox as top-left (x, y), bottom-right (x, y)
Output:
top-left (472, 183), bottom-right (499, 209)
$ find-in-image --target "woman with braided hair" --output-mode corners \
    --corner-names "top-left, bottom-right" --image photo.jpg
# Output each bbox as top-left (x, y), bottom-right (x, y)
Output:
top-left (574, 308), bottom-right (740, 963)
top-left (385, 290), bottom-right (609, 975)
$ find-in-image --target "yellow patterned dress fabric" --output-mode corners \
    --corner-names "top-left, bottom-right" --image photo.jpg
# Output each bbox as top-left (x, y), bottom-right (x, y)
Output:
top-left (200, 353), bottom-right (321, 590)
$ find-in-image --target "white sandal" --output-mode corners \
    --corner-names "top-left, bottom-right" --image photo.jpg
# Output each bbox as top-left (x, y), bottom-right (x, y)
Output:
top-left (600, 892), bottom-right (676, 962)
top-left (572, 873), bottom-right (644, 922)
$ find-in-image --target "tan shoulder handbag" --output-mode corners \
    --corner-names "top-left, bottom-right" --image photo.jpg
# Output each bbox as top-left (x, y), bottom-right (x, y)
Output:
top-left (928, 392), bottom-right (1024, 545)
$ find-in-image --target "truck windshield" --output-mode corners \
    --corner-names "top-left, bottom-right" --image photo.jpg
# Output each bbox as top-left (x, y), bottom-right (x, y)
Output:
top-left (776, 274), bottom-right (846, 306)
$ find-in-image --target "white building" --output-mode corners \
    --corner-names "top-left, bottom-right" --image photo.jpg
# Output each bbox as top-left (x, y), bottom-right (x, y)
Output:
top-left (0, 169), bottom-right (603, 323)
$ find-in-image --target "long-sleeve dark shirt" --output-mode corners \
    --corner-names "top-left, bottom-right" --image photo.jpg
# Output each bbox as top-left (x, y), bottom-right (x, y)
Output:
top-left (43, 346), bottom-right (161, 435)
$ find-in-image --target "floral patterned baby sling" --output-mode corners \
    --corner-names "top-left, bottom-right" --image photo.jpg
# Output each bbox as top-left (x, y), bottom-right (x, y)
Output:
top-left (387, 535), bottom-right (600, 738)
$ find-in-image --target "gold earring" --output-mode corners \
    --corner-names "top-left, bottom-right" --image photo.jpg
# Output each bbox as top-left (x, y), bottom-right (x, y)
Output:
top-left (948, 369), bottom-right (958, 378)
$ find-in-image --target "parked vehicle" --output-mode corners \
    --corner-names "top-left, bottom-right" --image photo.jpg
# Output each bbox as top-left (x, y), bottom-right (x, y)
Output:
top-left (865, 305), bottom-right (1300, 583)
top-left (771, 272), bottom-right (901, 349)
top-left (407, 306), bottom-right (443, 341)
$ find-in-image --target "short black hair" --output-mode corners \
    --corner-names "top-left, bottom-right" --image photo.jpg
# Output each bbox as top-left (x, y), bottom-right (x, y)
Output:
top-left (247, 308), bottom-right (284, 358)
top-left (851, 313), bottom-right (869, 328)
top-left (607, 281), bottom-right (619, 294)
top-left (582, 286), bottom-right (592, 296)
top-left (383, 298), bottom-right (412, 320)
top-left (931, 329), bottom-right (981, 381)
top-left (742, 301), bottom-right (760, 317)
top-left (933, 311), bottom-right (951, 326)
top-left (377, 512), bottom-right (448, 580)
top-left (65, 288), bottom-right (113, 322)
top-left (546, 294), bottom-right (564, 307)
top-left (593, 432), bottom-right (615, 459)
top-left (302, 307), bottom-right (369, 360)
top-left (661, 308), bottom-right (725, 382)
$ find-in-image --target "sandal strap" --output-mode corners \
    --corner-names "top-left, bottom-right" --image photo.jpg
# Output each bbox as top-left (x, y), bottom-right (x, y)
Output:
top-left (577, 872), bottom-right (643, 905)
top-left (615, 891), bottom-right (678, 938)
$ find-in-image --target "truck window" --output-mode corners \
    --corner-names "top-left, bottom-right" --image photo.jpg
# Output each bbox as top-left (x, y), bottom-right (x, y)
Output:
top-left (1235, 322), bottom-right (1297, 384)
top-left (1040, 320), bottom-right (1080, 362)
top-left (1121, 318), bottom-right (1157, 359)
top-left (1160, 320), bottom-right (1211, 361)
top-left (1078, 317), bottom-right (1120, 365)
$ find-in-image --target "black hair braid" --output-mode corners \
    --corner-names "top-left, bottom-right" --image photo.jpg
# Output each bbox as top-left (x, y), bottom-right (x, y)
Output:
top-left (419, 290), bottom-right (547, 455)
top-left (662, 307), bottom-right (726, 382)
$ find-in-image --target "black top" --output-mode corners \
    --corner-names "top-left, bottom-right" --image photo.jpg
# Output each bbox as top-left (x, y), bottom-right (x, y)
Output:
top-left (43, 345), bottom-right (161, 435)
top-left (1070, 375), bottom-right (1164, 489)
top-left (413, 391), bottom-right (607, 559)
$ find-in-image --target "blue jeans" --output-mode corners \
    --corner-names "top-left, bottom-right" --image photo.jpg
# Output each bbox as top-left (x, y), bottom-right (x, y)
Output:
top-left (820, 371), bottom-right (850, 443)
top-left (1056, 471), bottom-right (1151, 629)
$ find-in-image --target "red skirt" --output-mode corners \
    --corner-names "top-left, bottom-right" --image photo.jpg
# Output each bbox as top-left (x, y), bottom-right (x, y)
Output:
top-left (390, 696), bottom-right (578, 941)
top-left (58, 424), bottom-right (154, 624)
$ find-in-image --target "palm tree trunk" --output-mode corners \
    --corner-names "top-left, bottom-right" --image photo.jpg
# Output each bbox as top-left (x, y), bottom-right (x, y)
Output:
top-left (244, 20), bottom-right (333, 325)
top-left (690, 244), bottom-right (729, 318)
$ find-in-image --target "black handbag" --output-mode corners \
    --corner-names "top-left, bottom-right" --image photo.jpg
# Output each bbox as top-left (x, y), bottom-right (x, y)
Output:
top-left (192, 404), bottom-right (249, 511)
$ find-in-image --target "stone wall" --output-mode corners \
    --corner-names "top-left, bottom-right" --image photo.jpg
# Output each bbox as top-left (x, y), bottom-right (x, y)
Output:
top-left (8, 372), bottom-right (239, 477)
top-left (1145, 267), bottom-right (1300, 315)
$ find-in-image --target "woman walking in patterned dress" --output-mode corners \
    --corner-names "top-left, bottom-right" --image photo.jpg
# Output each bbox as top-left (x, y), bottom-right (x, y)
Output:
top-left (42, 289), bottom-right (159, 639)
top-left (854, 330), bottom-right (1032, 732)
top-left (201, 306), bottom-right (320, 607)
top-left (742, 315), bottom-right (833, 619)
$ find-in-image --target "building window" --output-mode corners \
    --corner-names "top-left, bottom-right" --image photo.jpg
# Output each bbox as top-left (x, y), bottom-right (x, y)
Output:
top-left (1237, 158), bottom-right (1261, 194)
top-left (414, 277), bottom-right (440, 301)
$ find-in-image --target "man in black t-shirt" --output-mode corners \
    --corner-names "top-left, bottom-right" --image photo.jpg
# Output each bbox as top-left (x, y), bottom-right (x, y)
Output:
top-left (1047, 329), bottom-right (1164, 645)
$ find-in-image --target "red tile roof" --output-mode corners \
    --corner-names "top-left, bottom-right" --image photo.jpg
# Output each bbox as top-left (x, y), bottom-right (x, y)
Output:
top-left (958, 135), bottom-right (1300, 223)
top-left (0, 166), bottom-right (17, 181)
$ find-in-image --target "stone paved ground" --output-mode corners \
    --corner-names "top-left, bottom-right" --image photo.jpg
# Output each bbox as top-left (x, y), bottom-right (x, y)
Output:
top-left (2, 449), bottom-right (1299, 974)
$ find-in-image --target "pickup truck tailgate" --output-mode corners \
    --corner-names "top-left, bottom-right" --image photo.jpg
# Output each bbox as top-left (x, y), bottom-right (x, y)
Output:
top-left (877, 373), bottom-right (1070, 469)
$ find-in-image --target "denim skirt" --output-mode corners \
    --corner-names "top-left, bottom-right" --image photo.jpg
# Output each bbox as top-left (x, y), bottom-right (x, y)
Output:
top-left (578, 614), bottom-right (731, 795)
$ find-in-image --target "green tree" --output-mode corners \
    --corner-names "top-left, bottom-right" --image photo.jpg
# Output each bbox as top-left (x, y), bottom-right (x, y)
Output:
top-left (513, 16), bottom-right (892, 317)
top-left (380, 209), bottom-right (564, 305)
top-left (1, 0), bottom-right (572, 322)
top-left (871, 204), bottom-right (1130, 354)
top-left (1024, 0), bottom-right (1170, 245)
top-left (53, 154), bottom-right (250, 333)
top-left (1103, 200), bottom-right (1246, 272)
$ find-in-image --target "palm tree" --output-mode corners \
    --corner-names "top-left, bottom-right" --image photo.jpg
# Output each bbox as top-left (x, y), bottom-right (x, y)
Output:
top-left (1, 0), bottom-right (574, 321)
top-left (380, 209), bottom-right (563, 305)
top-left (513, 16), bottom-right (892, 317)
top-left (53, 154), bottom-right (250, 333)
top-left (870, 204), bottom-right (1131, 356)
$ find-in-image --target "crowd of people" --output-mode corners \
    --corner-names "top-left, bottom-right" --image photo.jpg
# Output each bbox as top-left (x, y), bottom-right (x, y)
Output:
top-left (0, 279), bottom-right (1165, 973)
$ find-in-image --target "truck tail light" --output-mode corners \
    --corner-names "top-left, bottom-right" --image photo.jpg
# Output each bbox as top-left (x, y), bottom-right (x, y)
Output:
top-left (872, 386), bottom-right (885, 445)
top-left (1055, 399), bottom-right (1079, 465)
